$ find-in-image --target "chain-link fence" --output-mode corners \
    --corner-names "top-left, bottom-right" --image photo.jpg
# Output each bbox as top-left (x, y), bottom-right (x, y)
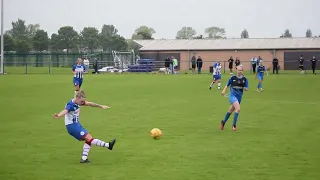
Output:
top-left (2, 59), bottom-right (319, 74)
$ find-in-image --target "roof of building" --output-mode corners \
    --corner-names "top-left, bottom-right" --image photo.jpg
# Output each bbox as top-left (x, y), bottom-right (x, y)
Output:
top-left (134, 38), bottom-right (320, 51)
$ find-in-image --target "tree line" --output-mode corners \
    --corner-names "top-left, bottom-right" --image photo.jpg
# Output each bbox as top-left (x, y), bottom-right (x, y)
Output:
top-left (1, 18), bottom-right (319, 54)
top-left (0, 19), bottom-right (155, 54)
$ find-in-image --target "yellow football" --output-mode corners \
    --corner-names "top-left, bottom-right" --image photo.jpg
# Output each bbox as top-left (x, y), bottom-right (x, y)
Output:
top-left (150, 128), bottom-right (162, 140)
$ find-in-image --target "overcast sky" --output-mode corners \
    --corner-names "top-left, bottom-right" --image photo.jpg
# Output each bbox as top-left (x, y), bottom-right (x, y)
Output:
top-left (3, 0), bottom-right (320, 39)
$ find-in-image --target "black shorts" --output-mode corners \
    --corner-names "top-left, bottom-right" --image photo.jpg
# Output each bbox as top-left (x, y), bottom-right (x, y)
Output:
top-left (229, 64), bottom-right (233, 69)
top-left (192, 64), bottom-right (196, 68)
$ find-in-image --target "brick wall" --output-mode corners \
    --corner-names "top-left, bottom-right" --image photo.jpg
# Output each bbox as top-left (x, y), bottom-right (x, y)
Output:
top-left (140, 49), bottom-right (320, 71)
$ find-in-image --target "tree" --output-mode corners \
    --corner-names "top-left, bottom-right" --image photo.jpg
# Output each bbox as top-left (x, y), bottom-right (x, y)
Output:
top-left (241, 29), bottom-right (249, 38)
top-left (100, 24), bottom-right (128, 51)
top-left (57, 26), bottom-right (79, 53)
top-left (0, 34), bottom-right (15, 51)
top-left (80, 27), bottom-right (100, 53)
top-left (205, 27), bottom-right (226, 39)
top-left (132, 26), bottom-right (156, 40)
top-left (7, 19), bottom-right (29, 41)
top-left (33, 29), bottom-right (49, 51)
top-left (15, 40), bottom-right (31, 54)
top-left (50, 33), bottom-right (60, 52)
top-left (280, 29), bottom-right (292, 38)
top-left (101, 24), bottom-right (118, 37)
top-left (27, 24), bottom-right (40, 39)
top-left (176, 27), bottom-right (196, 39)
top-left (127, 39), bottom-right (140, 55)
top-left (110, 35), bottom-right (128, 51)
top-left (306, 29), bottom-right (312, 38)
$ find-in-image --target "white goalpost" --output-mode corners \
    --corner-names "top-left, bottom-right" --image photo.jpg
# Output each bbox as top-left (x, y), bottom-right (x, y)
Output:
top-left (0, 0), bottom-right (4, 74)
top-left (111, 50), bottom-right (135, 71)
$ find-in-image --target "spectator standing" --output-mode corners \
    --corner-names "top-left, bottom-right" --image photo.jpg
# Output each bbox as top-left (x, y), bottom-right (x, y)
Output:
top-left (228, 56), bottom-right (234, 74)
top-left (196, 56), bottom-right (203, 74)
top-left (272, 57), bottom-right (279, 74)
top-left (191, 55), bottom-right (196, 73)
top-left (83, 56), bottom-right (90, 73)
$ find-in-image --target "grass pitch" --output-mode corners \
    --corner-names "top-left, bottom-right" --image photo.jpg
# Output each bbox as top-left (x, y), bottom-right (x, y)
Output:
top-left (0, 72), bottom-right (319, 180)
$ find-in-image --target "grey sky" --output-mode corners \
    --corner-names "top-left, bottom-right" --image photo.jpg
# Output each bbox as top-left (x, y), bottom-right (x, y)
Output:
top-left (3, 0), bottom-right (320, 39)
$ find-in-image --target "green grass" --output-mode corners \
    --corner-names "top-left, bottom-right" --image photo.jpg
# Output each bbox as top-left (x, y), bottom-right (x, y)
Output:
top-left (3, 66), bottom-right (72, 74)
top-left (0, 72), bottom-right (319, 180)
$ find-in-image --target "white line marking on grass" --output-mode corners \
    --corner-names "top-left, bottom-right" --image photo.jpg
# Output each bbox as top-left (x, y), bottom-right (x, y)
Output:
top-left (245, 98), bottom-right (318, 105)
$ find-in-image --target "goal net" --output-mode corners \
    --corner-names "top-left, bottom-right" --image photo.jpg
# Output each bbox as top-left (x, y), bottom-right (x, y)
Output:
top-left (112, 50), bottom-right (136, 70)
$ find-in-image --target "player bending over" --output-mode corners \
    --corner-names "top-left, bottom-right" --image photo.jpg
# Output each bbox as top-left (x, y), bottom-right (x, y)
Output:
top-left (72, 58), bottom-right (86, 97)
top-left (209, 62), bottom-right (222, 90)
top-left (53, 90), bottom-right (116, 163)
top-left (220, 65), bottom-right (248, 131)
top-left (256, 60), bottom-right (268, 92)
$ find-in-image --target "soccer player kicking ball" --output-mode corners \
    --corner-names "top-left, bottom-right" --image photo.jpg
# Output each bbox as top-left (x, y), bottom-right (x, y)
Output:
top-left (220, 66), bottom-right (248, 131)
top-left (53, 90), bottom-right (116, 163)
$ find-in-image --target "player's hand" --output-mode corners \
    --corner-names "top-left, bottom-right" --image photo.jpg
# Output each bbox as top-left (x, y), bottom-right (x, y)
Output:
top-left (101, 105), bottom-right (111, 109)
top-left (221, 91), bottom-right (226, 96)
top-left (53, 113), bottom-right (59, 119)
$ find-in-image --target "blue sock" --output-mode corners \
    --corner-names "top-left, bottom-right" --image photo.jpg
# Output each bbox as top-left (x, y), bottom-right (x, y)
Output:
top-left (223, 112), bottom-right (232, 123)
top-left (260, 82), bottom-right (263, 89)
top-left (257, 83), bottom-right (260, 89)
top-left (233, 112), bottom-right (239, 126)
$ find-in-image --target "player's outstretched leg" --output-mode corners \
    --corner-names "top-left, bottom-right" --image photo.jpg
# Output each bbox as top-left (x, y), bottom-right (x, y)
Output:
top-left (232, 101), bottom-right (241, 131)
top-left (221, 105), bottom-right (235, 130)
top-left (217, 79), bottom-right (221, 90)
top-left (80, 134), bottom-right (117, 163)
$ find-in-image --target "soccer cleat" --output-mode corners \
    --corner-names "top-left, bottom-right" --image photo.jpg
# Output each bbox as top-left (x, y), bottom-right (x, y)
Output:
top-left (108, 138), bottom-right (116, 150)
top-left (256, 88), bottom-right (260, 92)
top-left (232, 125), bottom-right (237, 131)
top-left (80, 159), bottom-right (90, 163)
top-left (259, 88), bottom-right (264, 92)
top-left (220, 121), bottom-right (225, 130)
top-left (209, 86), bottom-right (212, 90)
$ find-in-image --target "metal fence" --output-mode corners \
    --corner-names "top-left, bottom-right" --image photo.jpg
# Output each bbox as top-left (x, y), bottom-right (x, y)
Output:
top-left (0, 52), bottom-right (137, 74)
top-left (1, 60), bottom-right (318, 74)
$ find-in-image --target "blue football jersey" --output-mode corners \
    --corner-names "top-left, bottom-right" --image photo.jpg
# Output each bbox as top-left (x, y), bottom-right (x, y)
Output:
top-left (72, 65), bottom-right (85, 79)
top-left (257, 65), bottom-right (266, 75)
top-left (227, 75), bottom-right (248, 97)
top-left (64, 99), bottom-right (81, 125)
top-left (213, 62), bottom-right (222, 75)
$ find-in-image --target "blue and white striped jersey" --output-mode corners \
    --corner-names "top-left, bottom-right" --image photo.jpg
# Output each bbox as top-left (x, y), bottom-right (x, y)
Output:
top-left (64, 99), bottom-right (81, 125)
top-left (213, 62), bottom-right (222, 75)
top-left (72, 65), bottom-right (85, 79)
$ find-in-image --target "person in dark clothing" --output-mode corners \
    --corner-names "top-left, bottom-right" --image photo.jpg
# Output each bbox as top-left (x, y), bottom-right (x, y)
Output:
top-left (251, 57), bottom-right (257, 74)
top-left (165, 57), bottom-right (170, 74)
top-left (235, 57), bottom-right (240, 69)
top-left (191, 55), bottom-right (196, 73)
top-left (196, 56), bottom-right (203, 74)
top-left (228, 56), bottom-right (234, 74)
top-left (298, 55), bottom-right (305, 74)
top-left (92, 58), bottom-right (99, 74)
top-left (272, 57), bottom-right (279, 74)
top-left (311, 56), bottom-right (317, 74)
